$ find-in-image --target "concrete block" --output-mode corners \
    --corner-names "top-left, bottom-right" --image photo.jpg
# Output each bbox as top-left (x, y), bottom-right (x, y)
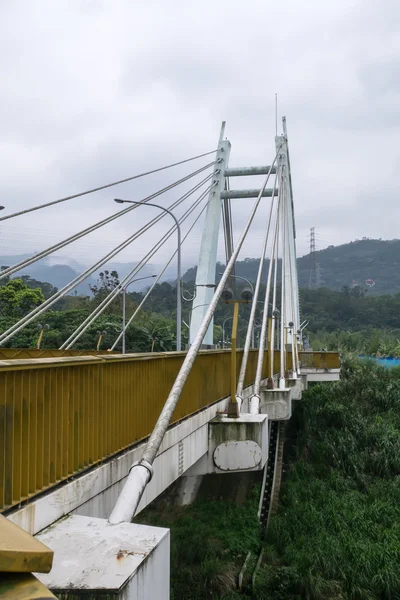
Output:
top-left (36, 515), bottom-right (170, 600)
top-left (259, 388), bottom-right (292, 420)
top-left (301, 368), bottom-right (340, 382)
top-left (207, 414), bottom-right (268, 473)
top-left (286, 377), bottom-right (303, 400)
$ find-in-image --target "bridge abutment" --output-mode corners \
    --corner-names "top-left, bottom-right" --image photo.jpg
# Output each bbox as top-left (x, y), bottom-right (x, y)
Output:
top-left (36, 515), bottom-right (170, 600)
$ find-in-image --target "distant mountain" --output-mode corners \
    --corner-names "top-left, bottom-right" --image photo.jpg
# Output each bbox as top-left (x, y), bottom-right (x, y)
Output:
top-left (0, 255), bottom-right (172, 294)
top-left (0, 254), bottom-right (92, 294)
top-left (3, 238), bottom-right (399, 297)
top-left (297, 239), bottom-right (400, 295)
top-left (183, 239), bottom-right (400, 296)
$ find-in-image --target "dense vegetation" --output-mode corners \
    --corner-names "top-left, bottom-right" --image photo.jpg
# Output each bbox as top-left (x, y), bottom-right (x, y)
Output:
top-left (255, 358), bottom-right (400, 599)
top-left (3, 268), bottom-right (400, 352)
top-left (137, 485), bottom-right (261, 600)
top-left (0, 272), bottom-right (182, 351)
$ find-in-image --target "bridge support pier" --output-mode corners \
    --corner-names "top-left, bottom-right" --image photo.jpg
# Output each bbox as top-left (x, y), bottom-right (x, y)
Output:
top-left (36, 515), bottom-right (170, 600)
top-left (285, 377), bottom-right (304, 400)
top-left (259, 387), bottom-right (293, 420)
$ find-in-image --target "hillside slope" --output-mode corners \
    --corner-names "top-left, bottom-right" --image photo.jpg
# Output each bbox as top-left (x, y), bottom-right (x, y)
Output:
top-left (184, 239), bottom-right (400, 296)
top-left (298, 238), bottom-right (400, 294)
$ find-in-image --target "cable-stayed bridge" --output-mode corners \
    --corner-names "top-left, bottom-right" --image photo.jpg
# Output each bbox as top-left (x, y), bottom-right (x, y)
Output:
top-left (0, 119), bottom-right (339, 599)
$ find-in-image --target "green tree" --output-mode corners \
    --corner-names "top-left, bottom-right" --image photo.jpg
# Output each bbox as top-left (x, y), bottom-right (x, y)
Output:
top-left (0, 278), bottom-right (44, 317)
top-left (89, 270), bottom-right (122, 314)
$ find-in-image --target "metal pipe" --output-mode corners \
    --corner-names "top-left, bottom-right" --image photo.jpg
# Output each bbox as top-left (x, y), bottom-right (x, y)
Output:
top-left (114, 200), bottom-right (182, 352)
top-left (220, 188), bottom-right (277, 199)
top-left (108, 148), bottom-right (281, 524)
top-left (228, 301), bottom-right (240, 418)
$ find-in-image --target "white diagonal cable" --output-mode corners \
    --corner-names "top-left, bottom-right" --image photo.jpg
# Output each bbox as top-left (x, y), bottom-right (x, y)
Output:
top-left (269, 208), bottom-right (280, 381)
top-left (109, 191), bottom-right (214, 351)
top-left (0, 174), bottom-right (214, 346)
top-left (0, 164), bottom-right (215, 280)
top-left (108, 146), bottom-right (282, 524)
top-left (61, 184), bottom-right (214, 348)
top-left (250, 184), bottom-right (281, 408)
top-left (236, 167), bottom-right (279, 400)
top-left (0, 151), bottom-right (217, 222)
top-left (279, 166), bottom-right (287, 387)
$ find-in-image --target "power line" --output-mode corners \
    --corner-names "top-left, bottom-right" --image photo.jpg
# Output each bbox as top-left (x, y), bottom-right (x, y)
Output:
top-left (0, 149), bottom-right (218, 222)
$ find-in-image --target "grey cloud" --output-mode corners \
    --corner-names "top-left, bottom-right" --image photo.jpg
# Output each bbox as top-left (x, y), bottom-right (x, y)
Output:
top-left (0, 0), bottom-right (399, 275)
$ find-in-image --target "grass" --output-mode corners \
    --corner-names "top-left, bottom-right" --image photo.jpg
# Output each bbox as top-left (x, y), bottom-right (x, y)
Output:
top-left (254, 358), bottom-right (400, 599)
top-left (135, 482), bottom-right (261, 600)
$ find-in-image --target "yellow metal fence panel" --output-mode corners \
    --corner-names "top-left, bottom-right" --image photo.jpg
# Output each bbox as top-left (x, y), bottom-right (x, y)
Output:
top-left (0, 351), bottom-right (260, 511)
top-left (299, 351), bottom-right (340, 369)
top-left (0, 350), bottom-right (338, 512)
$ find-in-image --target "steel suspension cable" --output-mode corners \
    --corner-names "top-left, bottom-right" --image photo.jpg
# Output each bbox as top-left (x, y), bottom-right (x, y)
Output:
top-left (0, 175), bottom-right (214, 346)
top-left (109, 188), bottom-right (215, 351)
top-left (0, 164), bottom-right (215, 280)
top-left (269, 209), bottom-right (280, 382)
top-left (108, 147), bottom-right (282, 524)
top-left (279, 166), bottom-right (287, 387)
top-left (285, 177), bottom-right (299, 375)
top-left (61, 184), bottom-right (214, 349)
top-left (0, 150), bottom-right (218, 222)
top-left (250, 185), bottom-right (281, 411)
top-left (236, 167), bottom-right (279, 401)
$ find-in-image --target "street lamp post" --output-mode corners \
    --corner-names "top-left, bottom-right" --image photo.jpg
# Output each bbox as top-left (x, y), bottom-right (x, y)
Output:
top-left (219, 273), bottom-right (255, 346)
top-left (222, 316), bottom-right (233, 348)
top-left (114, 198), bottom-right (182, 351)
top-left (121, 275), bottom-right (157, 354)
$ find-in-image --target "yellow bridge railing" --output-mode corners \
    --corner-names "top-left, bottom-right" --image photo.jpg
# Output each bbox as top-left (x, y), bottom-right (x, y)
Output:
top-left (299, 351), bottom-right (340, 369)
top-left (0, 349), bottom-right (339, 512)
top-left (0, 349), bottom-right (273, 512)
top-left (0, 348), bottom-right (113, 360)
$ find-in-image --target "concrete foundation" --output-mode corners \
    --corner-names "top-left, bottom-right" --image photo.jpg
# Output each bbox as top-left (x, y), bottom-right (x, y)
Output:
top-left (36, 515), bottom-right (170, 600)
top-left (259, 388), bottom-right (292, 420)
top-left (286, 377), bottom-right (303, 400)
top-left (300, 368), bottom-right (340, 382)
top-left (181, 414), bottom-right (268, 476)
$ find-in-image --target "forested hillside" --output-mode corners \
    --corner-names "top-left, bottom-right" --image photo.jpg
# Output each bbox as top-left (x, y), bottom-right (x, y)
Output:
top-left (3, 238), bottom-right (400, 296)
top-left (184, 238), bottom-right (400, 296)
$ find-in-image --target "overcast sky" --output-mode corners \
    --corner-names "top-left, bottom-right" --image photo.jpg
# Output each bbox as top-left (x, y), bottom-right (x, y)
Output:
top-left (0, 0), bottom-right (399, 275)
